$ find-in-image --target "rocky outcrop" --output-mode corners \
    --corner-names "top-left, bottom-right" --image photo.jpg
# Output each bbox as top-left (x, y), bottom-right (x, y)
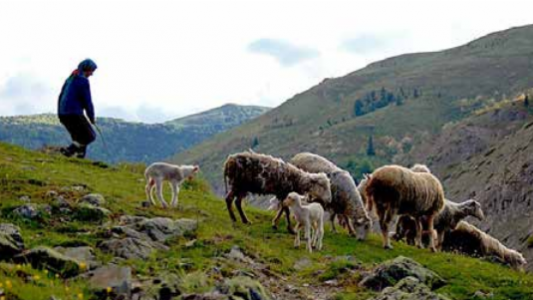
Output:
top-left (359, 256), bottom-right (445, 291)
top-left (0, 223), bottom-right (24, 258)
top-left (15, 246), bottom-right (81, 277)
top-left (368, 277), bottom-right (451, 300)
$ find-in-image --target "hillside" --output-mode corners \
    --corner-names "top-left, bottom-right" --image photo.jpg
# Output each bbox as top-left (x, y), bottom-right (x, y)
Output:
top-left (0, 142), bottom-right (532, 300)
top-left (0, 104), bottom-right (270, 164)
top-left (398, 96), bottom-right (533, 271)
top-left (173, 24), bottom-right (533, 193)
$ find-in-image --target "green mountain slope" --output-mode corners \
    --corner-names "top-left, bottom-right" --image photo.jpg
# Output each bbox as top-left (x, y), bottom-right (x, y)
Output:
top-left (0, 104), bottom-right (269, 164)
top-left (0, 142), bottom-right (532, 300)
top-left (173, 24), bottom-right (533, 192)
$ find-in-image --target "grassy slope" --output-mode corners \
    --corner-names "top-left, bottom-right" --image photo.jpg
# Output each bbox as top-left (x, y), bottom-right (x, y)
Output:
top-left (173, 25), bottom-right (533, 192)
top-left (0, 142), bottom-right (532, 300)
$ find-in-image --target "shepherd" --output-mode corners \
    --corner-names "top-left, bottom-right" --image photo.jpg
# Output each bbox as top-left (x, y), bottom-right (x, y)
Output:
top-left (57, 59), bottom-right (98, 158)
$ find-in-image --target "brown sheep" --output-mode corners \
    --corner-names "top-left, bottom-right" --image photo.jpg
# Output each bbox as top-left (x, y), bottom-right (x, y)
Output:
top-left (223, 151), bottom-right (332, 233)
top-left (364, 164), bottom-right (445, 251)
top-left (289, 152), bottom-right (371, 240)
top-left (442, 221), bottom-right (527, 270)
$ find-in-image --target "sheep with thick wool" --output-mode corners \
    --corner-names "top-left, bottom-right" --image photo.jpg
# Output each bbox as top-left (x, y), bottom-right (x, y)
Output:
top-left (394, 198), bottom-right (485, 248)
top-left (442, 221), bottom-right (527, 270)
top-left (289, 152), bottom-right (371, 240)
top-left (364, 164), bottom-right (445, 251)
top-left (223, 151), bottom-right (331, 233)
top-left (283, 192), bottom-right (325, 253)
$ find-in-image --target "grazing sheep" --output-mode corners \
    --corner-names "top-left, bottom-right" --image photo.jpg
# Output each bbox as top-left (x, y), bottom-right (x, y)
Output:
top-left (283, 192), bottom-right (325, 253)
top-left (289, 152), bottom-right (372, 240)
top-left (144, 162), bottom-right (199, 208)
top-left (364, 164), bottom-right (445, 251)
top-left (442, 221), bottom-right (527, 270)
top-left (223, 151), bottom-right (331, 233)
top-left (394, 198), bottom-right (485, 249)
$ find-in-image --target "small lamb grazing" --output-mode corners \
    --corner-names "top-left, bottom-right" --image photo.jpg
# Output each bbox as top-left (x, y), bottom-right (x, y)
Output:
top-left (283, 192), bottom-right (325, 253)
top-left (223, 151), bottom-right (331, 233)
top-left (144, 162), bottom-right (199, 208)
top-left (394, 198), bottom-right (485, 248)
top-left (364, 164), bottom-right (445, 251)
top-left (442, 221), bottom-right (527, 270)
top-left (290, 152), bottom-right (372, 240)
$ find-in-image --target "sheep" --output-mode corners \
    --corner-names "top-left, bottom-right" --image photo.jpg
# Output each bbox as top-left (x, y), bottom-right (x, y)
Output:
top-left (394, 198), bottom-right (485, 249)
top-left (144, 162), bottom-right (200, 208)
top-left (364, 164), bottom-right (445, 251)
top-left (357, 174), bottom-right (372, 211)
top-left (289, 152), bottom-right (372, 240)
top-left (442, 221), bottom-right (527, 270)
top-left (223, 151), bottom-right (332, 233)
top-left (283, 192), bottom-right (325, 253)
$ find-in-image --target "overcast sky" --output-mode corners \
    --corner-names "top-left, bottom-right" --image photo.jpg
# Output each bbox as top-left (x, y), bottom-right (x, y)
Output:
top-left (1, 0), bottom-right (532, 123)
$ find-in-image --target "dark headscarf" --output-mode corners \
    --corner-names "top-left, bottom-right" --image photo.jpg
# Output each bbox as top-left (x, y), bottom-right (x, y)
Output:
top-left (77, 59), bottom-right (98, 74)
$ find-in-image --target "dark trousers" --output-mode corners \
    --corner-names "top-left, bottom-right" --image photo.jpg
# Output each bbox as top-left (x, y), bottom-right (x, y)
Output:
top-left (59, 114), bottom-right (96, 146)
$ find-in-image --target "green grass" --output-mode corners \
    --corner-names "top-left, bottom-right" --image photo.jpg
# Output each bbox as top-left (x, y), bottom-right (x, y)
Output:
top-left (1, 142), bottom-right (533, 300)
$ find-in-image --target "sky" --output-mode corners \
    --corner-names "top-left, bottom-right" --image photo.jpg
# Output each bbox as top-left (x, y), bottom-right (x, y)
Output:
top-left (1, 0), bottom-right (532, 123)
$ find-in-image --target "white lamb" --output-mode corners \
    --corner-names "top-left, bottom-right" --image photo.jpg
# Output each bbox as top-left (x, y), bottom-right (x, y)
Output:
top-left (283, 192), bottom-right (325, 253)
top-left (144, 162), bottom-right (199, 208)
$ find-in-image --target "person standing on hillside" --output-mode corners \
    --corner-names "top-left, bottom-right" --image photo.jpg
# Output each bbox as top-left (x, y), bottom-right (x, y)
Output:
top-left (57, 59), bottom-right (98, 158)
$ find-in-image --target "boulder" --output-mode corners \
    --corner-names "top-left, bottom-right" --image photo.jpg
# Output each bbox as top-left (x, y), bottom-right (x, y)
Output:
top-left (0, 223), bottom-right (24, 250)
top-left (368, 277), bottom-right (451, 300)
top-left (218, 276), bottom-right (272, 300)
top-left (74, 203), bottom-right (110, 222)
top-left (98, 238), bottom-right (162, 260)
top-left (84, 264), bottom-right (132, 295)
top-left (79, 194), bottom-right (106, 207)
top-left (54, 246), bottom-right (100, 270)
top-left (15, 246), bottom-right (81, 277)
top-left (134, 218), bottom-right (197, 243)
top-left (359, 256), bottom-right (445, 291)
top-left (12, 204), bottom-right (38, 219)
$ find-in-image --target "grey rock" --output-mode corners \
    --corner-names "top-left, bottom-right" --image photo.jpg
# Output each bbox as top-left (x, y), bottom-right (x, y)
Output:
top-left (474, 290), bottom-right (494, 299)
top-left (45, 190), bottom-right (58, 199)
top-left (119, 215), bottom-right (148, 225)
top-left (54, 196), bottom-right (70, 208)
top-left (0, 223), bottom-right (24, 259)
top-left (0, 223), bottom-right (24, 250)
top-left (368, 277), bottom-right (451, 300)
top-left (84, 264), bottom-right (132, 295)
top-left (15, 246), bottom-right (81, 277)
top-left (54, 246), bottom-right (100, 270)
top-left (98, 238), bottom-right (162, 260)
top-left (74, 203), bottom-right (110, 222)
top-left (19, 195), bottom-right (31, 203)
top-left (359, 256), bottom-right (446, 291)
top-left (293, 258), bottom-right (312, 271)
top-left (218, 276), bottom-right (272, 300)
top-left (135, 217), bottom-right (197, 243)
top-left (13, 204), bottom-right (38, 219)
top-left (79, 193), bottom-right (106, 207)
top-left (225, 245), bottom-right (255, 264)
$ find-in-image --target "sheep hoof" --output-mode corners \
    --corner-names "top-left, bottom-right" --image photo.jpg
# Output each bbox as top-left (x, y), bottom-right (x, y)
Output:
top-left (383, 244), bottom-right (394, 250)
top-left (287, 227), bottom-right (296, 235)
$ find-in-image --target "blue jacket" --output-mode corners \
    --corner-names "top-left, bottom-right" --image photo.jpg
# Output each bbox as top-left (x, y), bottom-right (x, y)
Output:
top-left (57, 75), bottom-right (95, 123)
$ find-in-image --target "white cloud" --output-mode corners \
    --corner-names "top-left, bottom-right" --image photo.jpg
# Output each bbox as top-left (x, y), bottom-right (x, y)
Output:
top-left (0, 0), bottom-right (532, 122)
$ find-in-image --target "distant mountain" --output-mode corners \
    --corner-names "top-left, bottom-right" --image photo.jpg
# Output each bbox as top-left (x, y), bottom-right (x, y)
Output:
top-left (174, 25), bottom-right (533, 192)
top-left (0, 104), bottom-right (270, 163)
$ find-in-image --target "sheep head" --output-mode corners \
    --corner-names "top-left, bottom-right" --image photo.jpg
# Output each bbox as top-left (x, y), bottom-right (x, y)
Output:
top-left (466, 199), bottom-right (485, 220)
top-left (307, 173), bottom-right (332, 204)
top-left (353, 215), bottom-right (372, 241)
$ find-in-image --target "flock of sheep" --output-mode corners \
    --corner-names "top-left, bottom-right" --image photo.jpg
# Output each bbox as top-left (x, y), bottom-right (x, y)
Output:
top-left (142, 150), bottom-right (527, 270)
top-left (222, 151), bottom-right (527, 270)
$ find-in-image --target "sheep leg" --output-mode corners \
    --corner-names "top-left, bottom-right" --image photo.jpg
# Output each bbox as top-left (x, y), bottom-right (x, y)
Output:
top-left (235, 195), bottom-right (251, 224)
top-left (379, 207), bottom-right (394, 249)
top-left (345, 216), bottom-right (357, 237)
top-left (225, 190), bottom-right (237, 222)
top-left (284, 207), bottom-right (295, 234)
top-left (145, 178), bottom-right (156, 205)
top-left (414, 218), bottom-right (424, 248)
top-left (426, 214), bottom-right (438, 252)
top-left (294, 223), bottom-right (301, 248)
top-left (272, 206), bottom-right (284, 230)
top-left (330, 213), bottom-right (337, 233)
top-left (305, 222), bottom-right (312, 253)
top-left (170, 181), bottom-right (179, 208)
top-left (154, 180), bottom-right (169, 208)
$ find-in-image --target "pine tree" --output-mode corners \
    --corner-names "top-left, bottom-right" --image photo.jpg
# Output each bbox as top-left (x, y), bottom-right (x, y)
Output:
top-left (251, 136), bottom-right (259, 149)
top-left (525, 94), bottom-right (529, 107)
top-left (354, 100), bottom-right (364, 116)
top-left (367, 135), bottom-right (375, 156)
